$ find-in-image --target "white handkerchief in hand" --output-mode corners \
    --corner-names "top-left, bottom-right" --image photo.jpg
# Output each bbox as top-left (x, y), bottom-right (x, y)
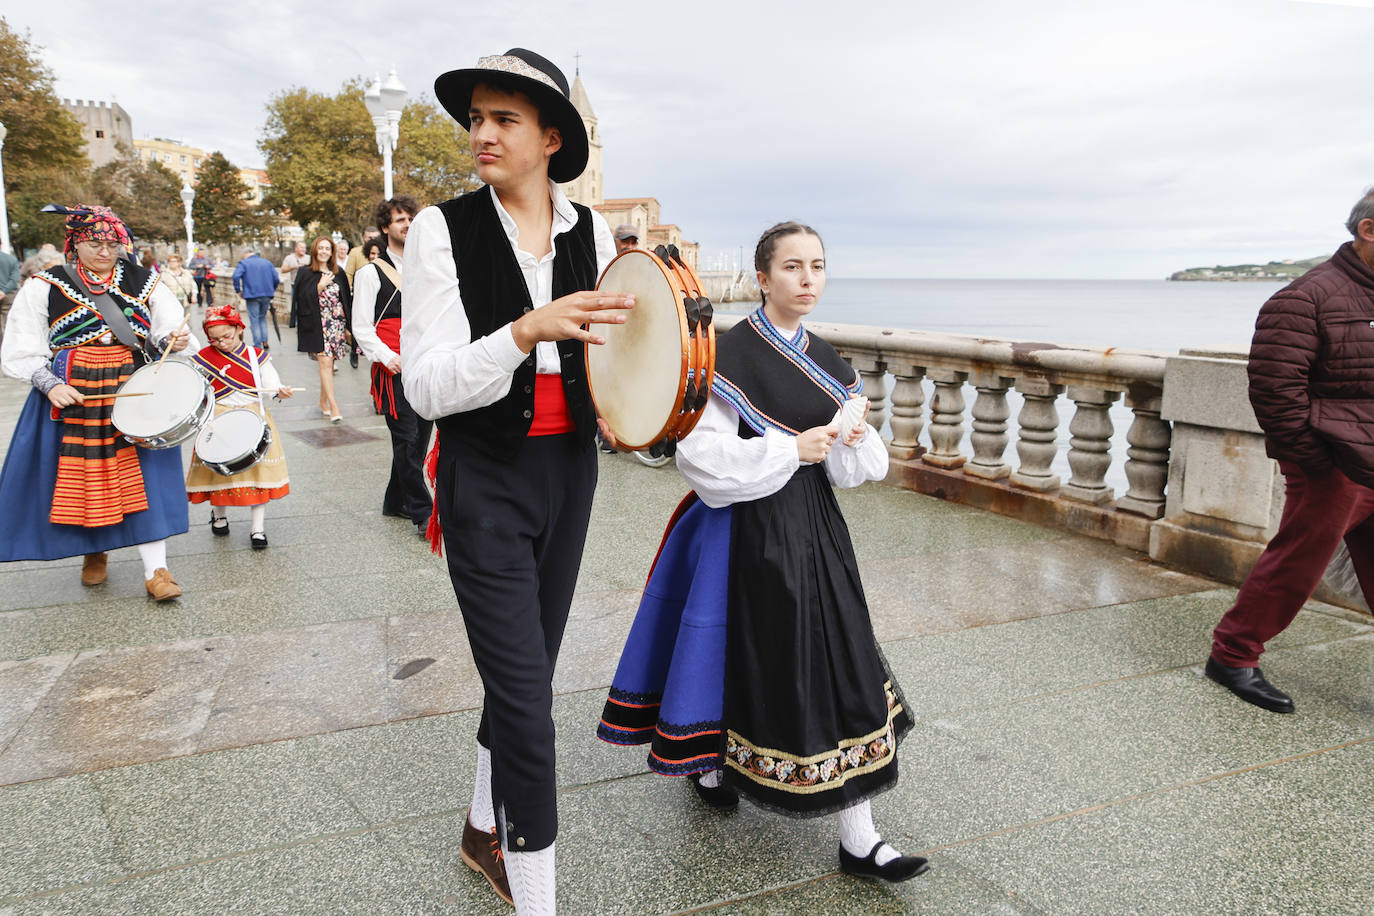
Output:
top-left (830, 395), bottom-right (869, 442)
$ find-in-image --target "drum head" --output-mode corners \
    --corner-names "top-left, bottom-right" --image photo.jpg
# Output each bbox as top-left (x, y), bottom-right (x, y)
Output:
top-left (588, 251), bottom-right (689, 450)
top-left (196, 408), bottom-right (265, 462)
top-left (112, 361), bottom-right (209, 436)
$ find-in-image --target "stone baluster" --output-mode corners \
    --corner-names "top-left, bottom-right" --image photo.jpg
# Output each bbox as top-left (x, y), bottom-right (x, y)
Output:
top-left (1116, 386), bottom-right (1171, 519)
top-left (965, 373), bottom-right (1014, 480)
top-left (1060, 386), bottom-right (1120, 504)
top-left (886, 362), bottom-right (927, 460)
top-left (1009, 378), bottom-right (1065, 491)
top-left (922, 369), bottom-right (969, 469)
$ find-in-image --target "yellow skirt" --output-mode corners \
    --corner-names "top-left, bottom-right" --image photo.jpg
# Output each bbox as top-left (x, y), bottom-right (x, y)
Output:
top-left (186, 403), bottom-right (290, 506)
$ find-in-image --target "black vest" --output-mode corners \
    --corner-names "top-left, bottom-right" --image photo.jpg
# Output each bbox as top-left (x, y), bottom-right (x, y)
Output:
top-left (434, 187), bottom-right (599, 459)
top-left (372, 249), bottom-right (402, 324)
top-left (43, 261), bottom-right (157, 349)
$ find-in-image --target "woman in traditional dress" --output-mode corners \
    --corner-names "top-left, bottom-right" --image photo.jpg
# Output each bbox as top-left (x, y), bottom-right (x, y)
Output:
top-left (0, 205), bottom-right (197, 600)
top-left (186, 305), bottom-right (293, 549)
top-left (598, 222), bottom-right (928, 882)
top-left (292, 236), bottom-right (350, 422)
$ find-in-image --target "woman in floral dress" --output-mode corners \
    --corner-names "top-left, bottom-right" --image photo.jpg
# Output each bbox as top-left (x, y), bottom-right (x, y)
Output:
top-left (292, 236), bottom-right (351, 422)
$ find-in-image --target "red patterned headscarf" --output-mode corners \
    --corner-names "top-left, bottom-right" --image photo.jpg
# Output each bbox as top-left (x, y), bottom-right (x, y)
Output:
top-left (202, 304), bottom-right (246, 332)
top-left (59, 205), bottom-right (133, 258)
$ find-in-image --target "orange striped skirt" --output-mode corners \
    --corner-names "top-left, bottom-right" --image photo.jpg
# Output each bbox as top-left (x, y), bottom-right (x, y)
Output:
top-left (50, 346), bottom-right (149, 527)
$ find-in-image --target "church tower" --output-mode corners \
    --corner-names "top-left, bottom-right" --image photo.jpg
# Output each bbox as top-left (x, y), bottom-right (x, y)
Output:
top-left (560, 70), bottom-right (603, 207)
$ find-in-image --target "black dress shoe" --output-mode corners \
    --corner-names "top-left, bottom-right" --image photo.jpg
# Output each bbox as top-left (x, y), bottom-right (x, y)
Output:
top-left (1204, 657), bottom-right (1294, 714)
top-left (687, 772), bottom-right (739, 809)
top-left (349, 349), bottom-right (359, 369)
top-left (839, 842), bottom-right (931, 883)
top-left (250, 532), bottom-right (268, 550)
top-left (210, 516), bottom-right (229, 537)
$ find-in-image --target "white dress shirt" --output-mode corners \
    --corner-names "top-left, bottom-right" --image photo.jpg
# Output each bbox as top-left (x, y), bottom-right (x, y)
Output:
top-left (350, 248), bottom-right (402, 367)
top-left (1, 273), bottom-right (200, 382)
top-left (676, 393), bottom-right (890, 509)
top-left (401, 181), bottom-right (615, 421)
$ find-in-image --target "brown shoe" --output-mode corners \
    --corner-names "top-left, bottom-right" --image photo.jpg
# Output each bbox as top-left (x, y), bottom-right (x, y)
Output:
top-left (81, 552), bottom-right (108, 586)
top-left (459, 812), bottom-right (512, 906)
top-left (144, 568), bottom-right (183, 601)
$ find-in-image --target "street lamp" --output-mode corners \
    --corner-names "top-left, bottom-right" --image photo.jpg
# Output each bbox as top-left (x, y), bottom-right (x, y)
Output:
top-left (0, 120), bottom-right (11, 255)
top-left (364, 65), bottom-right (407, 199)
top-left (180, 183), bottom-right (195, 260)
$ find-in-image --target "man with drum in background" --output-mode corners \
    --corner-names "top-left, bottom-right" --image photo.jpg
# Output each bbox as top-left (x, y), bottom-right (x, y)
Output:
top-left (350, 195), bottom-right (432, 536)
top-left (0, 204), bottom-right (196, 600)
top-left (612, 223), bottom-right (639, 255)
top-left (403, 48), bottom-right (631, 915)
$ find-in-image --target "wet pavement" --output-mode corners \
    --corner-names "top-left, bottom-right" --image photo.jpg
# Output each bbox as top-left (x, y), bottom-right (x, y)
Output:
top-left (1, 326), bottom-right (1371, 914)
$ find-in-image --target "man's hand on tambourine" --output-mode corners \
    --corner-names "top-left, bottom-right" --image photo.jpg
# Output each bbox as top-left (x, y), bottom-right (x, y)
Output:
top-left (511, 290), bottom-right (635, 352)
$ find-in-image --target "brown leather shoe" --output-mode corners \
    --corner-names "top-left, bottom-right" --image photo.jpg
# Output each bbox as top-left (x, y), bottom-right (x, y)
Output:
top-left (144, 568), bottom-right (183, 601)
top-left (459, 813), bottom-right (512, 906)
top-left (81, 552), bottom-right (108, 586)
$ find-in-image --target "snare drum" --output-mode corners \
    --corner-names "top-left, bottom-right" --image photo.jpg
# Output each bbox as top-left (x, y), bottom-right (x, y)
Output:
top-left (111, 360), bottom-right (215, 449)
top-left (194, 408), bottom-right (273, 477)
top-left (586, 248), bottom-right (714, 453)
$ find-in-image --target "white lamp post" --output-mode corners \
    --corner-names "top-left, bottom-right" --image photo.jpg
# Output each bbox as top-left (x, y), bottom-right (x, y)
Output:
top-left (180, 183), bottom-right (195, 260)
top-left (0, 121), bottom-right (11, 255)
top-left (364, 66), bottom-right (407, 199)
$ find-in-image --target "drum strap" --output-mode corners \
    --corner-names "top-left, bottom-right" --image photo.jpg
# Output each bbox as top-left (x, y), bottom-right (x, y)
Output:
top-left (246, 346), bottom-right (267, 417)
top-left (63, 265), bottom-right (143, 350)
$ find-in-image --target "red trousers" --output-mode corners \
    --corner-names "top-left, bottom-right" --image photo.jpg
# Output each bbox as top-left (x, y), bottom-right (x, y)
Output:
top-left (1211, 461), bottom-right (1374, 667)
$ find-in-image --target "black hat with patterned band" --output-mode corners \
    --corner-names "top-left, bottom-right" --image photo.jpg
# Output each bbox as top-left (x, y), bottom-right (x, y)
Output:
top-left (435, 48), bottom-right (589, 183)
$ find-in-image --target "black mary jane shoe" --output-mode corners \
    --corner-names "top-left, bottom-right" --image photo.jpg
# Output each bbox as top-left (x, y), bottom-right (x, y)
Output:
top-left (1204, 657), bottom-right (1294, 714)
top-left (687, 772), bottom-right (739, 810)
top-left (210, 516), bottom-right (230, 537)
top-left (250, 532), bottom-right (269, 550)
top-left (839, 842), bottom-right (931, 883)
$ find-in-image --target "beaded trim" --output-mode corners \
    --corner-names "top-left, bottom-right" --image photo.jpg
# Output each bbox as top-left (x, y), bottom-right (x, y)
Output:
top-left (474, 55), bottom-right (562, 94)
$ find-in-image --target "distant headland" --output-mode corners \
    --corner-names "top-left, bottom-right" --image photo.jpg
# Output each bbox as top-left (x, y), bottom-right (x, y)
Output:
top-left (1169, 256), bottom-right (1326, 281)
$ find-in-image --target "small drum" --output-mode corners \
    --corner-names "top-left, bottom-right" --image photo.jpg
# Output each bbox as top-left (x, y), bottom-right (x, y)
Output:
top-left (195, 408), bottom-right (273, 476)
top-left (111, 360), bottom-right (214, 449)
top-left (586, 247), bottom-right (714, 454)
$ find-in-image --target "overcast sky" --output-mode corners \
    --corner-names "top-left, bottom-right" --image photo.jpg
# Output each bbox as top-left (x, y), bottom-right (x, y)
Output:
top-left (8, 0), bottom-right (1374, 277)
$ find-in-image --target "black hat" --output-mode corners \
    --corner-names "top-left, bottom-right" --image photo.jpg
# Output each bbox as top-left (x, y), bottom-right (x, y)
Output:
top-left (434, 48), bottom-right (588, 184)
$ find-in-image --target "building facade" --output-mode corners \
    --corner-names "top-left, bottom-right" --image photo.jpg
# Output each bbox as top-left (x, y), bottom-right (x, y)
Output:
top-left (132, 138), bottom-right (206, 186)
top-left (61, 100), bottom-right (133, 168)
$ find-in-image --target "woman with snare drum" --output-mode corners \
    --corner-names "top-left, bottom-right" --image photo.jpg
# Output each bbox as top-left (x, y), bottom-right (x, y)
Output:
top-left (598, 222), bottom-right (929, 883)
top-left (292, 236), bottom-right (351, 422)
top-left (186, 305), bottom-right (293, 549)
top-left (0, 205), bottom-right (198, 599)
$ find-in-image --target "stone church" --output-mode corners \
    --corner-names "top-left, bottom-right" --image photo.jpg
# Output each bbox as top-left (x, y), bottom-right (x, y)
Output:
top-left (558, 73), bottom-right (700, 270)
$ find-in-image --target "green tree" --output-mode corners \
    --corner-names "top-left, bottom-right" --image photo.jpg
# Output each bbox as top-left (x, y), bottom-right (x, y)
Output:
top-left (260, 80), bottom-right (476, 240)
top-left (90, 147), bottom-right (183, 243)
top-left (0, 17), bottom-right (91, 251)
top-left (191, 151), bottom-right (265, 245)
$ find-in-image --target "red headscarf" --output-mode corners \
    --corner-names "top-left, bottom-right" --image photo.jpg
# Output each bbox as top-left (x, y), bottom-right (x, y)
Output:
top-left (59, 205), bottom-right (133, 258)
top-left (202, 304), bottom-right (246, 332)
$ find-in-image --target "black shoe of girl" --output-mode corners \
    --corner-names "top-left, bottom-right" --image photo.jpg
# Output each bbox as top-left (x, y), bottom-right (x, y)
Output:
top-left (687, 772), bottom-right (739, 809)
top-left (250, 532), bottom-right (268, 550)
top-left (210, 516), bottom-right (229, 537)
top-left (838, 842), bottom-right (930, 882)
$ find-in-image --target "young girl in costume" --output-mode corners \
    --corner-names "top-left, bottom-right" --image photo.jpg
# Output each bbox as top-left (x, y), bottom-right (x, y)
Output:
top-left (186, 305), bottom-right (293, 549)
top-left (598, 222), bottom-right (929, 882)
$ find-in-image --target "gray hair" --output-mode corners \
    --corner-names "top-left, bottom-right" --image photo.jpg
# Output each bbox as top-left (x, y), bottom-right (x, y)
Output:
top-left (1346, 187), bottom-right (1374, 236)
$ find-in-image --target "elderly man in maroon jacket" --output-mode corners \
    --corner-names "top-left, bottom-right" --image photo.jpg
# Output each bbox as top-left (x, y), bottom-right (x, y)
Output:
top-left (1208, 188), bottom-right (1374, 713)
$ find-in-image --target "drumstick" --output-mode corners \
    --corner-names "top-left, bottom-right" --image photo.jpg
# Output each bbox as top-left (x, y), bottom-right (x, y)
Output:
top-left (83, 391), bottom-right (153, 400)
top-left (154, 313), bottom-right (192, 373)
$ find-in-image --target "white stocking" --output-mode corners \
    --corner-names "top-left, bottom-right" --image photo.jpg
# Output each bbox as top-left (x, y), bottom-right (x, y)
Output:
top-left (698, 768), bottom-right (723, 788)
top-left (505, 844), bottom-right (556, 916)
top-left (838, 800), bottom-right (898, 865)
top-left (250, 504), bottom-right (266, 534)
top-left (469, 743), bottom-right (495, 832)
top-left (136, 540), bottom-right (168, 579)
top-left (211, 506), bottom-right (227, 521)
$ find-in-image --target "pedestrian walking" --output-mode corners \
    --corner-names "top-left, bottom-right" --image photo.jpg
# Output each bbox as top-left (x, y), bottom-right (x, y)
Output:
top-left (292, 236), bottom-right (350, 422)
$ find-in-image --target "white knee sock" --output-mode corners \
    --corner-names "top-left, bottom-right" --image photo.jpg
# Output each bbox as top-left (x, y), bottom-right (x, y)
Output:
top-left (838, 800), bottom-right (898, 865)
top-left (505, 844), bottom-right (556, 916)
top-left (211, 506), bottom-right (227, 521)
top-left (250, 504), bottom-right (266, 534)
top-left (136, 540), bottom-right (168, 579)
top-left (469, 744), bottom-right (495, 832)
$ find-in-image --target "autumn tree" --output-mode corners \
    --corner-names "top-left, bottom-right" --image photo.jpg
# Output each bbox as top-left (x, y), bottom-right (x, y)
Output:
top-left (191, 151), bottom-right (266, 246)
top-left (0, 18), bottom-right (91, 251)
top-left (90, 147), bottom-right (183, 243)
top-left (260, 80), bottom-right (476, 240)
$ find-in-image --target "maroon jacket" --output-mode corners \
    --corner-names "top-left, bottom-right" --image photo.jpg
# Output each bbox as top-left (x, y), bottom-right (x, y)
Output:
top-left (1248, 242), bottom-right (1374, 486)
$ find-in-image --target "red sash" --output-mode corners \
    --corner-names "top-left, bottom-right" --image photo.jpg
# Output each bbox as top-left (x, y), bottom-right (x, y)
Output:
top-left (192, 345), bottom-right (263, 399)
top-left (370, 317), bottom-right (403, 418)
top-left (529, 373), bottom-right (574, 436)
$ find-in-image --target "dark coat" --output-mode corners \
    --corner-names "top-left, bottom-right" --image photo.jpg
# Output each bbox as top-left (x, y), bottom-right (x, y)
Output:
top-left (1248, 241), bottom-right (1374, 486)
top-left (292, 266), bottom-right (351, 354)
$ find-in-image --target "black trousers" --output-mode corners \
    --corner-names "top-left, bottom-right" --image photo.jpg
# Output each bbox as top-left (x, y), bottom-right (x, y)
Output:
top-left (380, 375), bottom-right (433, 525)
top-left (194, 276), bottom-right (214, 306)
top-left (436, 432), bottom-right (597, 852)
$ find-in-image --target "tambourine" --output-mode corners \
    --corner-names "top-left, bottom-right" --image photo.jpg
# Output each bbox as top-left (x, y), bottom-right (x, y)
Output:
top-left (586, 245), bottom-right (715, 456)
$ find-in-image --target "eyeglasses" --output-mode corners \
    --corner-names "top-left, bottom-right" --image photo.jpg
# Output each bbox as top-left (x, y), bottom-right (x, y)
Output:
top-left (78, 241), bottom-right (122, 254)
